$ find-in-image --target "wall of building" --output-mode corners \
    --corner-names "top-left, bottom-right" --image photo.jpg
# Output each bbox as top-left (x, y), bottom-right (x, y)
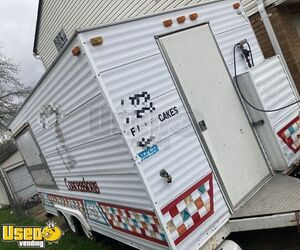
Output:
top-left (250, 5), bottom-right (300, 90)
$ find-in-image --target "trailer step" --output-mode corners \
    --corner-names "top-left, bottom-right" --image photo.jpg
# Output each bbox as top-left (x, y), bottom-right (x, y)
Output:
top-left (231, 174), bottom-right (300, 219)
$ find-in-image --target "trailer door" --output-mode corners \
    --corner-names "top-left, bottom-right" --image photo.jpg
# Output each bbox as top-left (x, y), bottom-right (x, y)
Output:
top-left (158, 24), bottom-right (271, 207)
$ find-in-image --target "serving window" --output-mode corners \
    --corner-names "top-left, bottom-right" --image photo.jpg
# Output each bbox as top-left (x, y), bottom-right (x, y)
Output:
top-left (14, 126), bottom-right (56, 188)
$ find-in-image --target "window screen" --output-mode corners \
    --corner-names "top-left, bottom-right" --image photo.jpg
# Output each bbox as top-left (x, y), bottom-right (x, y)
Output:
top-left (15, 127), bottom-right (56, 188)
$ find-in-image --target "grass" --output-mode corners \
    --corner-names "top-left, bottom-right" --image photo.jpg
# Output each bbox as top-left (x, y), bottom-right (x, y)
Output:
top-left (0, 207), bottom-right (133, 250)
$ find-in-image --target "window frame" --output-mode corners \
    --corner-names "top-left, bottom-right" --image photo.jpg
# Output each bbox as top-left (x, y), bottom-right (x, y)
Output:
top-left (13, 124), bottom-right (58, 189)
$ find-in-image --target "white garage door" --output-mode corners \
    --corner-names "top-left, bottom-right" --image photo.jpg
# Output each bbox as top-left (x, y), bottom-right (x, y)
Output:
top-left (6, 165), bottom-right (37, 204)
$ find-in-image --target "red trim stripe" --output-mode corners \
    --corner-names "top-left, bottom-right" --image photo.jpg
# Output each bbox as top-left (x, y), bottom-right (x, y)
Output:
top-left (161, 172), bottom-right (213, 214)
top-left (161, 172), bottom-right (214, 246)
top-left (277, 116), bottom-right (300, 153)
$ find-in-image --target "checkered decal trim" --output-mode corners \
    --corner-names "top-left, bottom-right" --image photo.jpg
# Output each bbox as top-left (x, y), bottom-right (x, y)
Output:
top-left (277, 116), bottom-right (300, 153)
top-left (161, 173), bottom-right (214, 246)
top-left (98, 202), bottom-right (168, 246)
top-left (47, 194), bottom-right (85, 216)
top-left (84, 200), bottom-right (109, 227)
top-left (40, 193), bottom-right (54, 207)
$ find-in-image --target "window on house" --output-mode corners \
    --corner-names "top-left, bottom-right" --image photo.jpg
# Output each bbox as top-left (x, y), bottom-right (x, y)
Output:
top-left (14, 126), bottom-right (57, 188)
top-left (53, 29), bottom-right (68, 52)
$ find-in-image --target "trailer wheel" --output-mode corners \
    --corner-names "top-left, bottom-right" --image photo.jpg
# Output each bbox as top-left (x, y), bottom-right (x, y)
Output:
top-left (71, 217), bottom-right (84, 236)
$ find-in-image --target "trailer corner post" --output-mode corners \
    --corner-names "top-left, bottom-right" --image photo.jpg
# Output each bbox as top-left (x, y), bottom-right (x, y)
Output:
top-left (256, 0), bottom-right (300, 98)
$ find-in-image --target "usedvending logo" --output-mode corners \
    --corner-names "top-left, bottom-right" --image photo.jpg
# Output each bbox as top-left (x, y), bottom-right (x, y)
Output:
top-left (138, 145), bottom-right (159, 161)
top-left (2, 221), bottom-right (63, 248)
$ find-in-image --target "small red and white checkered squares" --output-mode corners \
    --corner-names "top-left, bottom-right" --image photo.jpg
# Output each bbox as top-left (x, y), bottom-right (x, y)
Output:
top-left (161, 173), bottom-right (214, 246)
top-left (98, 202), bottom-right (168, 246)
top-left (47, 194), bottom-right (86, 216)
top-left (277, 116), bottom-right (300, 153)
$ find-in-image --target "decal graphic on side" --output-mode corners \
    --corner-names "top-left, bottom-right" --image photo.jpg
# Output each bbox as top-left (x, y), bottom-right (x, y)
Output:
top-left (121, 91), bottom-right (155, 124)
top-left (277, 116), bottom-right (300, 153)
top-left (46, 194), bottom-right (86, 216)
top-left (98, 202), bottom-right (168, 246)
top-left (161, 173), bottom-right (214, 245)
top-left (138, 145), bottom-right (159, 161)
top-left (84, 200), bottom-right (109, 226)
top-left (64, 177), bottom-right (100, 194)
top-left (39, 193), bottom-right (167, 245)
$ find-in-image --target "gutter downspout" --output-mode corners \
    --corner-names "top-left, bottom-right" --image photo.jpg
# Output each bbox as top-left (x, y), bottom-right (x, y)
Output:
top-left (256, 0), bottom-right (300, 98)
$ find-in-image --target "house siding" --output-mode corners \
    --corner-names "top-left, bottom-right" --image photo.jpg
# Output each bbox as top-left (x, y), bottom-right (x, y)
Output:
top-left (36, 0), bottom-right (238, 68)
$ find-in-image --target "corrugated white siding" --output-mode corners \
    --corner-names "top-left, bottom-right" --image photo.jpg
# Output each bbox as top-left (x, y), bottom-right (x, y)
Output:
top-left (79, 0), bottom-right (260, 248)
top-left (249, 56), bottom-right (300, 165)
top-left (10, 37), bottom-right (153, 212)
top-left (38, 0), bottom-right (266, 68)
top-left (83, 1), bottom-right (264, 76)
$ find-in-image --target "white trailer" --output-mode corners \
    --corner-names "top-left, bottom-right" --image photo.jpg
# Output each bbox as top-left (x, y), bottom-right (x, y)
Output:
top-left (9, 0), bottom-right (300, 249)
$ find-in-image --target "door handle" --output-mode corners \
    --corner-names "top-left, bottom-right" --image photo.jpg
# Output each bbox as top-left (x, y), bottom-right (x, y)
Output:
top-left (198, 120), bottom-right (207, 132)
top-left (252, 120), bottom-right (264, 127)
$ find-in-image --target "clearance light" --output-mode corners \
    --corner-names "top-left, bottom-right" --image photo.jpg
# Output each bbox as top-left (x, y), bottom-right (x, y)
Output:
top-left (189, 13), bottom-right (199, 21)
top-left (90, 36), bottom-right (103, 46)
top-left (163, 19), bottom-right (173, 27)
top-left (72, 46), bottom-right (81, 56)
top-left (177, 16), bottom-right (186, 24)
top-left (233, 2), bottom-right (241, 9)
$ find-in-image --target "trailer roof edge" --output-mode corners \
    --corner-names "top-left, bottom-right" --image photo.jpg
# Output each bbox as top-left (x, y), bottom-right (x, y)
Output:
top-left (76, 0), bottom-right (222, 33)
top-left (8, 0), bottom-right (223, 128)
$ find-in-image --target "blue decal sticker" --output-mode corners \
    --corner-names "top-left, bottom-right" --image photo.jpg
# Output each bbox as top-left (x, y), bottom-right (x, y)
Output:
top-left (138, 145), bottom-right (159, 161)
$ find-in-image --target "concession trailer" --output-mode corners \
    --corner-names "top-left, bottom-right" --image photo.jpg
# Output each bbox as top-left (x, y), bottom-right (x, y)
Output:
top-left (9, 0), bottom-right (300, 249)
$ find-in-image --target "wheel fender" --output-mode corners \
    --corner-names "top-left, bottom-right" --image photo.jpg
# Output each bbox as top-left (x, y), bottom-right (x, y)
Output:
top-left (54, 204), bottom-right (92, 237)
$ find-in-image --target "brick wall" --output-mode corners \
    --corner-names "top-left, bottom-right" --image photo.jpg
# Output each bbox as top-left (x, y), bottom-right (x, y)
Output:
top-left (250, 6), bottom-right (300, 90)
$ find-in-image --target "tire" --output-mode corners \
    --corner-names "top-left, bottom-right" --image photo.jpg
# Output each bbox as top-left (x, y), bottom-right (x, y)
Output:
top-left (71, 217), bottom-right (93, 240)
top-left (71, 217), bottom-right (84, 236)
